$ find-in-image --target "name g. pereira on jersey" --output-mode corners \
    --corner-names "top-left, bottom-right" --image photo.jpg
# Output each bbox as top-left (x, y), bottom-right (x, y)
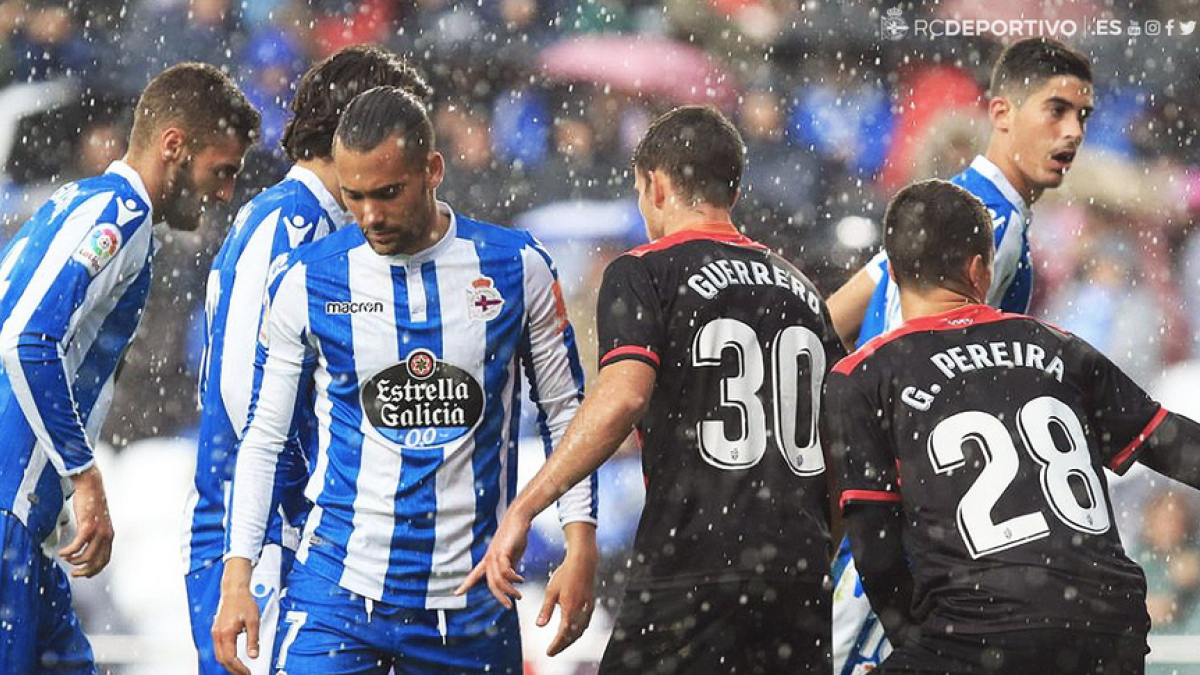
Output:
top-left (227, 205), bottom-right (597, 608)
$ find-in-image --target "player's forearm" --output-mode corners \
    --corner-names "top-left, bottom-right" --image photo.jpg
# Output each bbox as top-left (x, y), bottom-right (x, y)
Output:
top-left (510, 362), bottom-right (653, 523)
top-left (0, 333), bottom-right (94, 474)
top-left (1140, 411), bottom-right (1200, 490)
top-left (845, 504), bottom-right (918, 647)
top-left (827, 267), bottom-right (875, 350)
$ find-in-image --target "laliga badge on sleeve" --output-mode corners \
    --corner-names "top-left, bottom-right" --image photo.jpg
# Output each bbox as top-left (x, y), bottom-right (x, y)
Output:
top-left (72, 223), bottom-right (123, 277)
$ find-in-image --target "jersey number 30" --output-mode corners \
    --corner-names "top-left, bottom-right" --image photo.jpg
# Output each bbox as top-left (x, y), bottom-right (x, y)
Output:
top-left (692, 318), bottom-right (825, 475)
top-left (929, 396), bottom-right (1111, 559)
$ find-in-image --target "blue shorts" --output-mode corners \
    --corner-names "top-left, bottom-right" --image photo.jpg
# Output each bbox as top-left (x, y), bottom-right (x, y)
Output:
top-left (185, 544), bottom-right (292, 675)
top-left (0, 510), bottom-right (95, 675)
top-left (272, 561), bottom-right (522, 675)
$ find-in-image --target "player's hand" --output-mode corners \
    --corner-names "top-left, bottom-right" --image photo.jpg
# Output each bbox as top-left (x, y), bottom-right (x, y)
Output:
top-left (59, 466), bottom-right (114, 578)
top-left (539, 524), bottom-right (597, 656)
top-left (455, 508), bottom-right (531, 607)
top-left (213, 558), bottom-right (261, 675)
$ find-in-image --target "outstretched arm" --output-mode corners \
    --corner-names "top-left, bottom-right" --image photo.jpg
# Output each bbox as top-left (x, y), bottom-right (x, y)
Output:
top-left (1139, 411), bottom-right (1200, 490)
top-left (456, 360), bottom-right (654, 604)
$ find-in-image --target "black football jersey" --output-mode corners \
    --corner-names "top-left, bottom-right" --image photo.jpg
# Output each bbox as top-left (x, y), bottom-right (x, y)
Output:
top-left (827, 304), bottom-right (1162, 636)
top-left (597, 223), bottom-right (845, 590)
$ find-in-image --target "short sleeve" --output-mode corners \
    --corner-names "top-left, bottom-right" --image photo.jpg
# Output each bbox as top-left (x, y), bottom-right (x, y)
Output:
top-left (1076, 340), bottom-right (1166, 474)
top-left (596, 254), bottom-right (665, 370)
top-left (825, 370), bottom-right (903, 512)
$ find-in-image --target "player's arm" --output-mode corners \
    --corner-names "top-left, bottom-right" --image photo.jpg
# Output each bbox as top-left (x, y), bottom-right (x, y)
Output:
top-left (824, 370), bottom-right (918, 645)
top-left (0, 193), bottom-right (148, 576)
top-left (213, 264), bottom-right (312, 675)
top-left (457, 359), bottom-right (654, 607)
top-left (827, 260), bottom-right (881, 351)
top-left (1139, 413), bottom-right (1200, 489)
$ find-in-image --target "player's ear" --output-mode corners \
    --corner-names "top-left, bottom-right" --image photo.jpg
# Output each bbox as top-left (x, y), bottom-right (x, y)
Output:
top-left (649, 170), bottom-right (669, 209)
top-left (160, 127), bottom-right (186, 164)
top-left (989, 96), bottom-right (1013, 134)
top-left (426, 151), bottom-right (445, 191)
top-left (886, 260), bottom-right (896, 282)
top-left (966, 253), bottom-right (992, 302)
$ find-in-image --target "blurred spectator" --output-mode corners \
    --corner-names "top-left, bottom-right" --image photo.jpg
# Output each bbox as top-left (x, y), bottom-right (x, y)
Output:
top-left (1138, 491), bottom-right (1200, 633)
top-left (8, 2), bottom-right (90, 82)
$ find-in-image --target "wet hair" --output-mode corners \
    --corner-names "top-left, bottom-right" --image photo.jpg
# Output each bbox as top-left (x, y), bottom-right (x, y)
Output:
top-left (884, 179), bottom-right (994, 291)
top-left (129, 62), bottom-right (259, 149)
top-left (282, 45), bottom-right (430, 162)
top-left (333, 86), bottom-right (434, 162)
top-left (990, 38), bottom-right (1092, 101)
top-left (632, 106), bottom-right (745, 209)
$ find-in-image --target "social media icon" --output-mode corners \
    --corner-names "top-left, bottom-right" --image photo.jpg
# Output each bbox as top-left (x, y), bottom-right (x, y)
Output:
top-left (1145, 20), bottom-right (1161, 35)
top-left (1128, 21), bottom-right (1142, 36)
top-left (1181, 20), bottom-right (1196, 35)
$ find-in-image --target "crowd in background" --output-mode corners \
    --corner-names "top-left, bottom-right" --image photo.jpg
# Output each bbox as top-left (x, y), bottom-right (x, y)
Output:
top-left (0, 0), bottom-right (1198, 671)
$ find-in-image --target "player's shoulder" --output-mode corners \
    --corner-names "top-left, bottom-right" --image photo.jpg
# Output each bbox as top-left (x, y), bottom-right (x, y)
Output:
top-left (454, 211), bottom-right (536, 251)
top-left (951, 159), bottom-right (1021, 220)
top-left (242, 177), bottom-right (325, 228)
top-left (58, 171), bottom-right (152, 228)
top-left (287, 223), bottom-right (364, 267)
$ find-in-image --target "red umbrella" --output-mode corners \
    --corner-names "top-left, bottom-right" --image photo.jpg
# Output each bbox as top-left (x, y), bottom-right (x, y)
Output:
top-left (538, 35), bottom-right (740, 112)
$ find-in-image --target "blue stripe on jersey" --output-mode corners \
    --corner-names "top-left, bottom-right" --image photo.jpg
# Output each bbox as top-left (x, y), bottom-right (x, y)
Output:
top-left (305, 248), bottom-right (363, 586)
top-left (465, 234), bottom-right (526, 607)
top-left (390, 261), bottom-right (443, 599)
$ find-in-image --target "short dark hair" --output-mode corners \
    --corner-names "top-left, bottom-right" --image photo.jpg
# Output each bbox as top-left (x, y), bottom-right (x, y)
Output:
top-left (990, 38), bottom-right (1092, 100)
top-left (632, 106), bottom-right (745, 209)
top-left (130, 62), bottom-right (260, 149)
top-left (884, 179), bottom-right (994, 291)
top-left (333, 86), bottom-right (433, 161)
top-left (282, 45), bottom-right (430, 162)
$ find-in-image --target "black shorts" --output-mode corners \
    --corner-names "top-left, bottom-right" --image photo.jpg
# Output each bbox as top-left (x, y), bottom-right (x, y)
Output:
top-left (879, 627), bottom-right (1148, 675)
top-left (598, 577), bottom-right (831, 675)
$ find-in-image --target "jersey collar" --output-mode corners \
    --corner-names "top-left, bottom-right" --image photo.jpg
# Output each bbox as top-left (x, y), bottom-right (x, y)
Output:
top-left (969, 155), bottom-right (1030, 222)
top-left (286, 165), bottom-right (354, 229)
top-left (380, 201), bottom-right (458, 266)
top-left (104, 160), bottom-right (154, 220)
top-left (901, 303), bottom-right (1006, 333)
top-left (632, 222), bottom-right (765, 255)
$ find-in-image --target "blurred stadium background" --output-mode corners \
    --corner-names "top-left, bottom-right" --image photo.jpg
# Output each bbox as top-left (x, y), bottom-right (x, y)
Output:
top-left (0, 0), bottom-right (1198, 672)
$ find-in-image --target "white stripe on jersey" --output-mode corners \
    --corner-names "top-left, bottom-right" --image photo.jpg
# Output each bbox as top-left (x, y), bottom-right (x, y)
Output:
top-left (427, 238), bottom-right (486, 607)
top-left (227, 263), bottom-right (310, 564)
top-left (222, 208), bottom-right (284, 435)
top-left (341, 247), bottom-right (404, 600)
top-left (0, 192), bottom-right (115, 476)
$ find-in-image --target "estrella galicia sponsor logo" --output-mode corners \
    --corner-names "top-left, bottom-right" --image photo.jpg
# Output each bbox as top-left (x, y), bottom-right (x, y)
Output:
top-left (325, 300), bottom-right (385, 314)
top-left (360, 348), bottom-right (484, 448)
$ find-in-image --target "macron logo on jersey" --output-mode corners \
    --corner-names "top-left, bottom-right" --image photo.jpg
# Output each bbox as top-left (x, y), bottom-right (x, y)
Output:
top-left (325, 300), bottom-right (385, 315)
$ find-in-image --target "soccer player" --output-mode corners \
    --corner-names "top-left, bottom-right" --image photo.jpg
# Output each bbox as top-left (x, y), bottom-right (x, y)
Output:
top-left (460, 106), bottom-right (844, 675)
top-left (183, 46), bottom-right (429, 675)
top-left (826, 38), bottom-right (1094, 672)
top-left (0, 63), bottom-right (258, 673)
top-left (212, 86), bottom-right (598, 675)
top-left (827, 179), bottom-right (1200, 675)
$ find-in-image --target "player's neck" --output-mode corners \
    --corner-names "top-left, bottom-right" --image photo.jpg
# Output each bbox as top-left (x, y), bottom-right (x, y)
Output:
top-left (657, 205), bottom-right (734, 238)
top-left (984, 144), bottom-right (1042, 206)
top-left (899, 287), bottom-right (983, 323)
top-left (120, 149), bottom-right (164, 216)
top-left (295, 158), bottom-right (342, 208)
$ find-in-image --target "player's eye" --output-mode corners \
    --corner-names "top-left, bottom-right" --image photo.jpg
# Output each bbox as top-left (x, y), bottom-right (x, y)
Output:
top-left (377, 186), bottom-right (401, 200)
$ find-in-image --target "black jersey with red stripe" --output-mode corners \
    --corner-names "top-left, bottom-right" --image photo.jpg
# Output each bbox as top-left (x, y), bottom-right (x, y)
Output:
top-left (596, 223), bottom-right (845, 589)
top-left (827, 303), bottom-right (1160, 636)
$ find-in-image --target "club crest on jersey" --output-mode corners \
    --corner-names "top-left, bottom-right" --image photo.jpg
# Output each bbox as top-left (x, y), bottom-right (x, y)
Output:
top-left (467, 277), bottom-right (504, 321)
top-left (360, 348), bottom-right (485, 449)
top-left (72, 223), bottom-right (122, 277)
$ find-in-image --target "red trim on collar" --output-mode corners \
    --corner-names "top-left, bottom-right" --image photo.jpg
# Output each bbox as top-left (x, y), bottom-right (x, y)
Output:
top-left (833, 304), bottom-right (1018, 376)
top-left (626, 223), bottom-right (769, 257)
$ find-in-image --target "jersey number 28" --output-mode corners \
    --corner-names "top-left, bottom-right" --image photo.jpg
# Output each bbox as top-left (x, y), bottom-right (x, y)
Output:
top-left (692, 318), bottom-right (825, 475)
top-left (929, 396), bottom-right (1111, 559)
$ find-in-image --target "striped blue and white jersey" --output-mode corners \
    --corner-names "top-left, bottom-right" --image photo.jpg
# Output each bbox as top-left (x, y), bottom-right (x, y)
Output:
top-left (857, 155), bottom-right (1031, 346)
top-left (228, 204), bottom-right (597, 608)
top-left (0, 161), bottom-right (155, 543)
top-left (183, 166), bottom-right (352, 573)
